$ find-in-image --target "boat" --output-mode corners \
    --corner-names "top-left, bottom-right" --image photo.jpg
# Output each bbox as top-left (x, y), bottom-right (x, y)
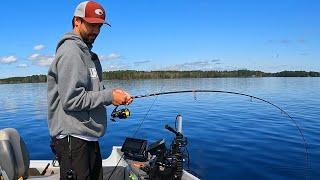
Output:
top-left (1, 90), bottom-right (308, 179)
top-left (0, 114), bottom-right (200, 180)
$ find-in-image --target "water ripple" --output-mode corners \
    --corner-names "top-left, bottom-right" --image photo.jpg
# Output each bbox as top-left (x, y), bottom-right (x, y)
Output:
top-left (0, 78), bottom-right (319, 179)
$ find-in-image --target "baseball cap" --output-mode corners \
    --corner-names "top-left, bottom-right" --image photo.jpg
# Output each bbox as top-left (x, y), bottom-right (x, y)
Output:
top-left (74, 1), bottom-right (111, 26)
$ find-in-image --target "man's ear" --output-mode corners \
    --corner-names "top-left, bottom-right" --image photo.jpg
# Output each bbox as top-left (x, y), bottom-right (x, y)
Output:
top-left (74, 17), bottom-right (83, 27)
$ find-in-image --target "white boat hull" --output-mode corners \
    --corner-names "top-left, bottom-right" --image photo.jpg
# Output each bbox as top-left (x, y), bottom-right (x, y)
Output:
top-left (27, 146), bottom-right (199, 180)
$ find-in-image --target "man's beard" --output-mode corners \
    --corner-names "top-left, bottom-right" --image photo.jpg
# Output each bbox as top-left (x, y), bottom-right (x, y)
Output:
top-left (80, 30), bottom-right (97, 45)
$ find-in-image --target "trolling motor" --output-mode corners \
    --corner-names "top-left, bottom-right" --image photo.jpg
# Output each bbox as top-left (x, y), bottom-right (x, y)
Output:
top-left (111, 106), bottom-right (130, 121)
top-left (120, 115), bottom-right (188, 180)
top-left (142, 115), bottom-right (188, 180)
top-left (147, 115), bottom-right (188, 180)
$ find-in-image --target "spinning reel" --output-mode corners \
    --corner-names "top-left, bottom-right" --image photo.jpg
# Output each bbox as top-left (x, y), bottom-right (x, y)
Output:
top-left (111, 106), bottom-right (130, 121)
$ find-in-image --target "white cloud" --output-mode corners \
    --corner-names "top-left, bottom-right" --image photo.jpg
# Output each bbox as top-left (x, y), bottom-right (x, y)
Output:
top-left (17, 64), bottom-right (28, 68)
top-left (103, 63), bottom-right (131, 71)
top-left (300, 52), bottom-right (308, 56)
top-left (27, 53), bottom-right (54, 67)
top-left (267, 38), bottom-right (307, 45)
top-left (33, 44), bottom-right (45, 51)
top-left (36, 55), bottom-right (54, 67)
top-left (280, 39), bottom-right (290, 44)
top-left (160, 61), bottom-right (211, 71)
top-left (28, 53), bottom-right (40, 60)
top-left (0, 56), bottom-right (17, 64)
top-left (99, 53), bottom-right (122, 61)
top-left (211, 59), bottom-right (221, 62)
top-left (298, 39), bottom-right (306, 44)
top-left (134, 60), bottom-right (151, 66)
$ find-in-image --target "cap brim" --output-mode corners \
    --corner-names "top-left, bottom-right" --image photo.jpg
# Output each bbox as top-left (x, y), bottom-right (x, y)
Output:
top-left (83, 17), bottom-right (111, 27)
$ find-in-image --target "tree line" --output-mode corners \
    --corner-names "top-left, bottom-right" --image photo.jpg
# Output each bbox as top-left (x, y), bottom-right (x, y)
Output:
top-left (0, 70), bottom-right (319, 84)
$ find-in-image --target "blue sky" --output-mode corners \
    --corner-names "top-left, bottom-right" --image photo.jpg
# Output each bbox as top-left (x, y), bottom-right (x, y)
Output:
top-left (0, 0), bottom-right (319, 78)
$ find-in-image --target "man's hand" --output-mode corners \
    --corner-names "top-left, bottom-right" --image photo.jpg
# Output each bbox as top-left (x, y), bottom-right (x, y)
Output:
top-left (112, 89), bottom-right (133, 106)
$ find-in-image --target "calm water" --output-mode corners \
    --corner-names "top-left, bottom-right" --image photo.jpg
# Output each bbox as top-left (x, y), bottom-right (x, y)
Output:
top-left (0, 78), bottom-right (319, 179)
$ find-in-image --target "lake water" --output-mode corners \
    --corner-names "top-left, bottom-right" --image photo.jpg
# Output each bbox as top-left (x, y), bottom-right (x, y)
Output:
top-left (0, 78), bottom-right (319, 179)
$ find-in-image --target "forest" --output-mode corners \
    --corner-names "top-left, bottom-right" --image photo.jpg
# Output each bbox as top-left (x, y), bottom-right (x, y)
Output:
top-left (0, 70), bottom-right (319, 84)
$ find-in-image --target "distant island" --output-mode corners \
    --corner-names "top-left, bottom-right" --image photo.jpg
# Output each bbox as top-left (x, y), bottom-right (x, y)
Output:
top-left (0, 70), bottom-right (319, 84)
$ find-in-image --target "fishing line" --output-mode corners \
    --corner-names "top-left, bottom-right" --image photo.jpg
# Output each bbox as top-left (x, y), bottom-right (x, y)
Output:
top-left (133, 84), bottom-right (165, 137)
top-left (107, 85), bottom-right (164, 180)
top-left (107, 96), bottom-right (159, 180)
top-left (132, 91), bottom-right (161, 137)
top-left (132, 89), bottom-right (310, 178)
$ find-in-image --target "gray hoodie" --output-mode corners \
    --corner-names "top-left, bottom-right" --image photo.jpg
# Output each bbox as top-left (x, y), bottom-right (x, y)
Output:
top-left (47, 32), bottom-right (113, 138)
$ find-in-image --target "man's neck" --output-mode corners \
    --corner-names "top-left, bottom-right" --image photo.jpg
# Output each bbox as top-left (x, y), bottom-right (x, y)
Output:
top-left (73, 28), bottom-right (81, 38)
top-left (73, 29), bottom-right (93, 50)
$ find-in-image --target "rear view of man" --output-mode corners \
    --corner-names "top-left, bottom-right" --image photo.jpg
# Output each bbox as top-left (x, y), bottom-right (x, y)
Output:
top-left (47, 1), bottom-right (132, 179)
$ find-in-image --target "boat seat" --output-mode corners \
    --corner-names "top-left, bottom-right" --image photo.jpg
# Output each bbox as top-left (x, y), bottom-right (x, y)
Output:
top-left (0, 128), bottom-right (30, 180)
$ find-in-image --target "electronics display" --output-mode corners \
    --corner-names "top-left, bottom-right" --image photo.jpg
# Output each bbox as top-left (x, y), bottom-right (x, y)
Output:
top-left (121, 137), bottom-right (147, 162)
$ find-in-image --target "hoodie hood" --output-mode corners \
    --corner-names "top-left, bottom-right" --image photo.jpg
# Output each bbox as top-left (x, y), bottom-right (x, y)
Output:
top-left (56, 32), bottom-right (92, 52)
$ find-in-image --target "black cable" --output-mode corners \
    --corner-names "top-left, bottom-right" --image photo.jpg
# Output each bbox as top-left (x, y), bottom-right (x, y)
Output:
top-left (132, 89), bottom-right (310, 179)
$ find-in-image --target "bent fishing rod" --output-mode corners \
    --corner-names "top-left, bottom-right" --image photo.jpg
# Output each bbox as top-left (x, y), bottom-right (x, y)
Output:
top-left (131, 90), bottom-right (310, 168)
top-left (109, 89), bottom-right (310, 179)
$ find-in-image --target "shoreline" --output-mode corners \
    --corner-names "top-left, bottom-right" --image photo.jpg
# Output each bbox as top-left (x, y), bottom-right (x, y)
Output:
top-left (0, 70), bottom-right (319, 84)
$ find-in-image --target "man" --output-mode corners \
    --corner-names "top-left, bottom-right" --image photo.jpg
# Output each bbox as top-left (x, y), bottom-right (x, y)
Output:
top-left (47, 1), bottom-right (132, 179)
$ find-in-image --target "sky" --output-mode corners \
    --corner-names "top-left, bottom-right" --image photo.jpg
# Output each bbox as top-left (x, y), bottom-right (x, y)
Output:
top-left (0, 0), bottom-right (319, 78)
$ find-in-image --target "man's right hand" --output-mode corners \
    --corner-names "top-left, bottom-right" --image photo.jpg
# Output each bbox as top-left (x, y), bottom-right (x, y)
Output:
top-left (112, 89), bottom-right (133, 106)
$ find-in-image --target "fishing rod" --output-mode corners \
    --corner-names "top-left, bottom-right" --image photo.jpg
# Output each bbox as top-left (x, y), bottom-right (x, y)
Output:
top-left (110, 89), bottom-right (310, 178)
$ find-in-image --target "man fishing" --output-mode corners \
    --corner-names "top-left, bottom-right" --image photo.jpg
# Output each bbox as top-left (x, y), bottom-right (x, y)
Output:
top-left (47, 1), bottom-right (132, 179)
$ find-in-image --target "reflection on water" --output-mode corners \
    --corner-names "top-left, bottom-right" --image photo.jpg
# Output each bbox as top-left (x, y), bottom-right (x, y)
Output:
top-left (0, 78), bottom-right (319, 179)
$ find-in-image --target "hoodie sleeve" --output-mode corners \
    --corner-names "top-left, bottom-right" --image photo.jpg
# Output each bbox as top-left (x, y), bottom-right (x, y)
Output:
top-left (56, 42), bottom-right (113, 111)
